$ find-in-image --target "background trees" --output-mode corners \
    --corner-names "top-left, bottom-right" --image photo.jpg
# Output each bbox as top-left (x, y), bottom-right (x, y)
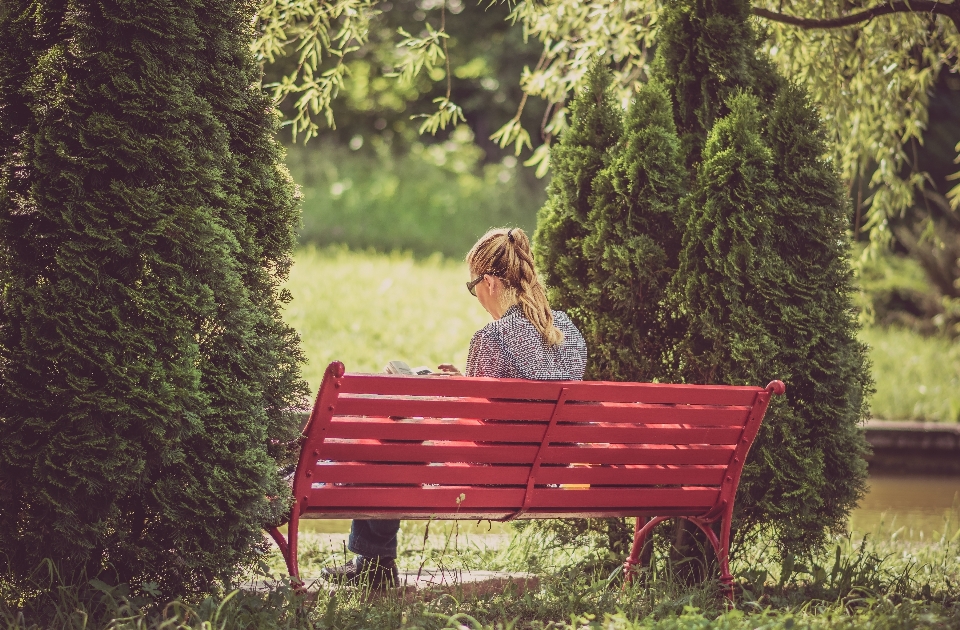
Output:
top-left (0, 0), bottom-right (307, 598)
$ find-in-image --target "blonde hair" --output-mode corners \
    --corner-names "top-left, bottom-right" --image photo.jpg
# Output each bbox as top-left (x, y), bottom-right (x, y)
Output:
top-left (466, 227), bottom-right (564, 346)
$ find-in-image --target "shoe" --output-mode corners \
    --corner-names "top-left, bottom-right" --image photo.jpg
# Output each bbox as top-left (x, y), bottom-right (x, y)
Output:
top-left (321, 556), bottom-right (399, 588)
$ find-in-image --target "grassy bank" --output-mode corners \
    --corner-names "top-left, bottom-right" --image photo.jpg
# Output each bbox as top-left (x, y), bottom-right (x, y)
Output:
top-left (285, 246), bottom-right (489, 389)
top-left (860, 326), bottom-right (960, 422)
top-left (285, 248), bottom-right (960, 421)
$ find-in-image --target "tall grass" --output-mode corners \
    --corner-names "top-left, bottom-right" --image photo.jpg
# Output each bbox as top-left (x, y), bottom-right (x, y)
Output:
top-left (286, 131), bottom-right (545, 258)
top-left (6, 518), bottom-right (958, 629)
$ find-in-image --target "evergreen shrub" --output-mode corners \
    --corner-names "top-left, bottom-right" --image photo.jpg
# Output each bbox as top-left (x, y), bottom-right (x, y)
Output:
top-left (532, 0), bottom-right (871, 560)
top-left (535, 64), bottom-right (622, 325)
top-left (0, 0), bottom-right (307, 598)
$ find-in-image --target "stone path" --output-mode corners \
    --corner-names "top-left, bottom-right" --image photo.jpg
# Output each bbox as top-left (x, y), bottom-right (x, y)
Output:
top-left (244, 567), bottom-right (539, 597)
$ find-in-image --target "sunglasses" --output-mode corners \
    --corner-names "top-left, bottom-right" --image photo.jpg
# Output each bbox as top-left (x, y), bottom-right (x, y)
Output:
top-left (466, 274), bottom-right (485, 296)
top-left (467, 271), bottom-right (505, 296)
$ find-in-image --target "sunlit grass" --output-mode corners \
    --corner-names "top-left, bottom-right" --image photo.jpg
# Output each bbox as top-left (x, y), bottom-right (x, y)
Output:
top-left (284, 246), bottom-right (490, 393)
top-left (860, 326), bottom-right (960, 422)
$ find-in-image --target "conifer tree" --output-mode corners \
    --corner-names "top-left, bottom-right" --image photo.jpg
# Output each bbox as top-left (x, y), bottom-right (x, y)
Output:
top-left (0, 0), bottom-right (306, 597)
top-left (533, 0), bottom-right (871, 564)
top-left (653, 0), bottom-right (779, 165)
top-left (582, 81), bottom-right (685, 383)
top-left (674, 86), bottom-right (871, 555)
top-left (738, 83), bottom-right (870, 551)
top-left (534, 64), bottom-right (621, 323)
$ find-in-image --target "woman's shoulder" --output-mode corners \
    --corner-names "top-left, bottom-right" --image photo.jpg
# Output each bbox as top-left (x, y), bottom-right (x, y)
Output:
top-left (551, 309), bottom-right (581, 330)
top-left (551, 310), bottom-right (586, 343)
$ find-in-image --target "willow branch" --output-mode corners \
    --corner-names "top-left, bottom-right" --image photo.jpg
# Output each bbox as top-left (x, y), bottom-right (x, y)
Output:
top-left (752, 2), bottom-right (960, 31)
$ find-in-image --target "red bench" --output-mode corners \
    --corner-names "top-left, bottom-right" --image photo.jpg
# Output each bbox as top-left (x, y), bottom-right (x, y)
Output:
top-left (269, 361), bottom-right (784, 598)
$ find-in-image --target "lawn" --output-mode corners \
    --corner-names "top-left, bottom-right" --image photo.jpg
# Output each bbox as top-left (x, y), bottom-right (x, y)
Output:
top-left (286, 246), bottom-right (490, 389)
top-left (285, 248), bottom-right (960, 422)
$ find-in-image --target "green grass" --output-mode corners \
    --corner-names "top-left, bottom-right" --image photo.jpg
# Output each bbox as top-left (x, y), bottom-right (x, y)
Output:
top-left (285, 247), bottom-right (491, 392)
top-left (6, 516), bottom-right (959, 628)
top-left (861, 326), bottom-right (960, 422)
top-left (286, 248), bottom-right (960, 421)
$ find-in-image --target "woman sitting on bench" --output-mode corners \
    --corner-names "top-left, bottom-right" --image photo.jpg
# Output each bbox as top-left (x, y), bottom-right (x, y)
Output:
top-left (322, 227), bottom-right (588, 588)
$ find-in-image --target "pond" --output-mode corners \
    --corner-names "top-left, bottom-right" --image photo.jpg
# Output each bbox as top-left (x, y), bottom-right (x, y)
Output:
top-left (850, 474), bottom-right (960, 541)
top-left (294, 474), bottom-right (960, 541)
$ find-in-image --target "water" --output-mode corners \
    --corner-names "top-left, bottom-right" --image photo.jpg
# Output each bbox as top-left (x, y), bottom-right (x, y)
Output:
top-left (293, 474), bottom-right (960, 540)
top-left (849, 474), bottom-right (960, 541)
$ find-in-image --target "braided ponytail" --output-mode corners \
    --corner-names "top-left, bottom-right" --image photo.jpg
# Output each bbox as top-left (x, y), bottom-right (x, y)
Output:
top-left (466, 228), bottom-right (564, 346)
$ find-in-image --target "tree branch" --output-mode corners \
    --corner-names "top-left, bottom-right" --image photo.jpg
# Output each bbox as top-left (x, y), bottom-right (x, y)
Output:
top-left (752, 2), bottom-right (960, 31)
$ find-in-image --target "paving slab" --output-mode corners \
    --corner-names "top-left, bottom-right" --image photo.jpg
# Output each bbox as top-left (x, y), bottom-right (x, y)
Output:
top-left (243, 568), bottom-right (539, 598)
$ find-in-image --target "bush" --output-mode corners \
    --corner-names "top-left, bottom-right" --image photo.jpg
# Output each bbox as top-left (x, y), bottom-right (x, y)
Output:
top-left (0, 0), bottom-right (307, 599)
top-left (532, 0), bottom-right (872, 561)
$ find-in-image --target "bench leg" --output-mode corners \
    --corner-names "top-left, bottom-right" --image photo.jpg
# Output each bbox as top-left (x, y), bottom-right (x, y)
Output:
top-left (267, 513), bottom-right (303, 588)
top-left (623, 515), bottom-right (734, 604)
top-left (623, 516), bottom-right (668, 587)
top-left (685, 515), bottom-right (734, 604)
top-left (268, 526), bottom-right (290, 568)
top-left (287, 510), bottom-right (302, 583)
top-left (717, 504), bottom-right (735, 603)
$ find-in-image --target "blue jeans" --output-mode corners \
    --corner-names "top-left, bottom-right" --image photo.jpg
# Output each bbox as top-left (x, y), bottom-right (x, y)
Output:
top-left (349, 519), bottom-right (400, 558)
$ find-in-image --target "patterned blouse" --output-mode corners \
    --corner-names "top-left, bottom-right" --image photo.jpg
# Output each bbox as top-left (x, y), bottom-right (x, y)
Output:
top-left (465, 304), bottom-right (587, 380)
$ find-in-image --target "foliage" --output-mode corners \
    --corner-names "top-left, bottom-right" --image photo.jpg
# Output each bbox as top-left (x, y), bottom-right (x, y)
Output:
top-left (288, 130), bottom-right (545, 258)
top-left (255, 0), bottom-right (544, 154)
top-left (652, 0), bottom-right (779, 166)
top-left (533, 64), bottom-right (621, 326)
top-left (0, 0), bottom-right (307, 599)
top-left (580, 79), bottom-right (685, 383)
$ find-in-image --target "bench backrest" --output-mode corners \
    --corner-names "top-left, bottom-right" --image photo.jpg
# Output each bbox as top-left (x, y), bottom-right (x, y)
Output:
top-left (292, 361), bottom-right (783, 521)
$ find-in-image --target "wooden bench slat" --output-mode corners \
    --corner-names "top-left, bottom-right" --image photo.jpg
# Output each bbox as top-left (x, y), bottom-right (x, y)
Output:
top-left (327, 418), bottom-right (543, 442)
top-left (338, 374), bottom-right (762, 406)
top-left (334, 397), bottom-right (753, 425)
top-left (311, 462), bottom-right (726, 486)
top-left (325, 418), bottom-right (744, 445)
top-left (318, 443), bottom-right (734, 466)
top-left (313, 463), bottom-right (531, 485)
top-left (335, 397), bottom-right (555, 421)
top-left (542, 445), bottom-right (734, 466)
top-left (302, 508), bottom-right (714, 520)
top-left (307, 486), bottom-right (719, 510)
top-left (320, 442), bottom-right (539, 464)
top-left (560, 404), bottom-right (751, 425)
